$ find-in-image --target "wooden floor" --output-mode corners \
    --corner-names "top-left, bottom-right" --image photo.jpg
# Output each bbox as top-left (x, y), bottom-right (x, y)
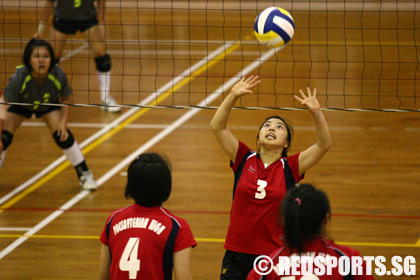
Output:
top-left (1, 2), bottom-right (420, 279)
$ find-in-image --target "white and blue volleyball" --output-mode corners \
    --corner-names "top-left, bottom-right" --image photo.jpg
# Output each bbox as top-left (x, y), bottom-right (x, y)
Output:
top-left (254, 7), bottom-right (295, 48)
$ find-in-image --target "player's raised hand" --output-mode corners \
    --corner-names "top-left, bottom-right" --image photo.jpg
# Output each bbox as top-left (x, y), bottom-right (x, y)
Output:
top-left (230, 75), bottom-right (261, 97)
top-left (294, 87), bottom-right (321, 113)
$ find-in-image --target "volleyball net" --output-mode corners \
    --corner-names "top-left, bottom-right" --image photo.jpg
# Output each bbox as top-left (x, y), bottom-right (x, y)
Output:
top-left (1, 0), bottom-right (419, 112)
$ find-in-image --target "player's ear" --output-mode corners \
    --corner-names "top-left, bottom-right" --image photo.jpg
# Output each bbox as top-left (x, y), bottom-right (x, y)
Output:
top-left (323, 213), bottom-right (330, 225)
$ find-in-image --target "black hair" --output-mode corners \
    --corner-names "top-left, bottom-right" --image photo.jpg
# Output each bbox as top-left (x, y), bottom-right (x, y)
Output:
top-left (125, 153), bottom-right (172, 207)
top-left (23, 38), bottom-right (56, 72)
top-left (280, 183), bottom-right (331, 254)
top-left (257, 116), bottom-right (294, 157)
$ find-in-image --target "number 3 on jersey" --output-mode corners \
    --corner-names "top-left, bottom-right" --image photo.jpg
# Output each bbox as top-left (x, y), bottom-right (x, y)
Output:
top-left (255, 179), bottom-right (267, 199)
top-left (120, 237), bottom-right (141, 279)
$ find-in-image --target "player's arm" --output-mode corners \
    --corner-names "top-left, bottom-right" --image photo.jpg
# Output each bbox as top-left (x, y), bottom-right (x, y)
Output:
top-left (98, 244), bottom-right (111, 280)
top-left (0, 94), bottom-right (9, 131)
top-left (97, 0), bottom-right (106, 24)
top-left (173, 247), bottom-right (193, 280)
top-left (0, 94), bottom-right (10, 154)
top-left (295, 88), bottom-right (332, 176)
top-left (210, 76), bottom-right (260, 163)
top-left (34, 0), bottom-right (54, 39)
top-left (57, 95), bottom-right (71, 141)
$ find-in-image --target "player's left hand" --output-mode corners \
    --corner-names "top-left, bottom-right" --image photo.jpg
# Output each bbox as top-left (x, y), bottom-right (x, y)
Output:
top-left (294, 87), bottom-right (321, 113)
top-left (57, 122), bottom-right (69, 142)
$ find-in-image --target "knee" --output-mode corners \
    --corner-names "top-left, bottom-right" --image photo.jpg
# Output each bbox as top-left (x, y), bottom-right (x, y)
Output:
top-left (52, 129), bottom-right (75, 149)
top-left (1, 130), bottom-right (13, 150)
top-left (94, 54), bottom-right (111, 72)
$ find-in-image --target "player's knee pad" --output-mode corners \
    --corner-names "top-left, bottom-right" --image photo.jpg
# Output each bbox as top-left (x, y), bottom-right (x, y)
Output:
top-left (52, 129), bottom-right (75, 149)
top-left (94, 54), bottom-right (111, 72)
top-left (1, 130), bottom-right (13, 150)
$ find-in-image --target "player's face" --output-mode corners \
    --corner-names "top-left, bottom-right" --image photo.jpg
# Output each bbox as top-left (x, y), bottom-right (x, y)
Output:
top-left (257, 118), bottom-right (289, 150)
top-left (30, 47), bottom-right (51, 76)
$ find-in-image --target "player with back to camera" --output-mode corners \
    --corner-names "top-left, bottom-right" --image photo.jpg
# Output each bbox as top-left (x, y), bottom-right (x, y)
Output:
top-left (247, 183), bottom-right (376, 280)
top-left (99, 153), bottom-right (197, 280)
top-left (34, 0), bottom-right (121, 113)
top-left (0, 38), bottom-right (98, 190)
top-left (210, 75), bottom-right (332, 279)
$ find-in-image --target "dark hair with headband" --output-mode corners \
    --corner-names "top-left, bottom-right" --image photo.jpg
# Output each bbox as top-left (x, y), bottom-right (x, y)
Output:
top-left (23, 38), bottom-right (56, 72)
top-left (125, 153), bottom-right (172, 207)
top-left (256, 116), bottom-right (293, 157)
top-left (280, 183), bottom-right (331, 254)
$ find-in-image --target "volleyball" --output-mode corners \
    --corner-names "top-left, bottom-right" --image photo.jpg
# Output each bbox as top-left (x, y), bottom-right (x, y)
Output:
top-left (254, 7), bottom-right (295, 48)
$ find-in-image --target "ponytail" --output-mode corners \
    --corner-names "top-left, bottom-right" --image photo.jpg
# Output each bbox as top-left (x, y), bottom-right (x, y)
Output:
top-left (282, 196), bottom-right (304, 253)
top-left (280, 184), bottom-right (331, 255)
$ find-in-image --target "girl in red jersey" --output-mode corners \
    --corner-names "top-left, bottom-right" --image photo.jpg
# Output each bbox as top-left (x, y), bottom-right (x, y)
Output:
top-left (99, 153), bottom-right (197, 280)
top-left (247, 183), bottom-right (375, 280)
top-left (210, 76), bottom-right (332, 279)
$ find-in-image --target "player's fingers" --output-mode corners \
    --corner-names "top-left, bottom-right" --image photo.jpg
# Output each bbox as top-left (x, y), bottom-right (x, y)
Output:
top-left (245, 75), bottom-right (255, 83)
top-left (299, 89), bottom-right (307, 99)
top-left (306, 87), bottom-right (312, 97)
top-left (249, 78), bottom-right (261, 87)
top-left (312, 88), bottom-right (317, 97)
top-left (294, 95), bottom-right (303, 103)
top-left (249, 75), bottom-right (259, 83)
top-left (60, 130), bottom-right (68, 141)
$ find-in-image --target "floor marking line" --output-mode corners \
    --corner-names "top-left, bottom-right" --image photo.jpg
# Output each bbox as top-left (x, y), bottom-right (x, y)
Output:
top-left (0, 234), bottom-right (417, 248)
top-left (0, 228), bottom-right (32, 232)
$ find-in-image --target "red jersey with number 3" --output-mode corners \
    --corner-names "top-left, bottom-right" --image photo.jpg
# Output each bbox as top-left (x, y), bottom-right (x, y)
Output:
top-left (224, 141), bottom-right (303, 255)
top-left (247, 237), bottom-right (376, 280)
top-left (100, 204), bottom-right (197, 280)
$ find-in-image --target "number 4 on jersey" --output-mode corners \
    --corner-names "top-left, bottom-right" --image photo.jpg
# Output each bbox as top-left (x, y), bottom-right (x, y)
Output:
top-left (120, 237), bottom-right (141, 279)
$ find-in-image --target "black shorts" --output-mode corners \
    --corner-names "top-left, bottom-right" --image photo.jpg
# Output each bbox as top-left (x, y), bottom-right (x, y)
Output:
top-left (53, 16), bottom-right (98, 35)
top-left (8, 105), bottom-right (60, 119)
top-left (220, 249), bottom-right (260, 280)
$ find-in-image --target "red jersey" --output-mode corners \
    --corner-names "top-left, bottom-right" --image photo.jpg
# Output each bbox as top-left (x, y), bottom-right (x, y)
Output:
top-left (100, 204), bottom-right (197, 280)
top-left (247, 237), bottom-right (376, 280)
top-left (225, 141), bottom-right (303, 255)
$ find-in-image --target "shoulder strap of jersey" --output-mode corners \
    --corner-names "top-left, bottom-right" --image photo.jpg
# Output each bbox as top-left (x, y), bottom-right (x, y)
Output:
top-left (232, 150), bottom-right (253, 199)
top-left (281, 158), bottom-right (297, 191)
top-left (327, 244), bottom-right (353, 280)
top-left (105, 217), bottom-right (113, 239)
top-left (162, 218), bottom-right (180, 280)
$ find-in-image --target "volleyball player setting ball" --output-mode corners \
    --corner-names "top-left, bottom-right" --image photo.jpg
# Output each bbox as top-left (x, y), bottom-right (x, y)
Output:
top-left (211, 8), bottom-right (332, 279)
